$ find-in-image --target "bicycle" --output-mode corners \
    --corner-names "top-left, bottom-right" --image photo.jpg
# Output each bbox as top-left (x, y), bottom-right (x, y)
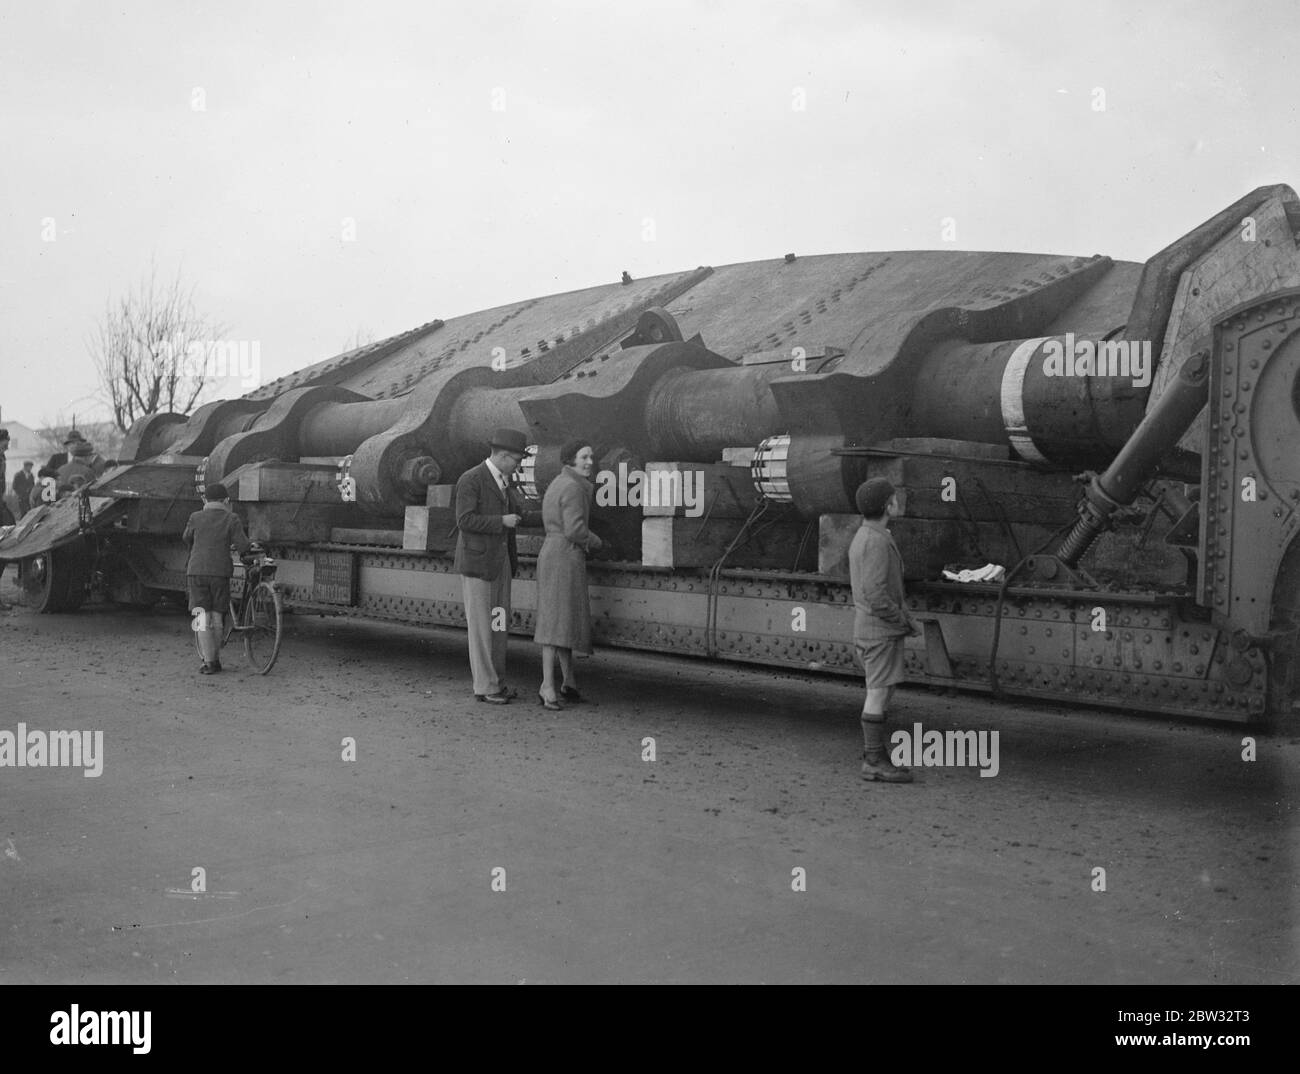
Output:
top-left (193, 546), bottom-right (284, 674)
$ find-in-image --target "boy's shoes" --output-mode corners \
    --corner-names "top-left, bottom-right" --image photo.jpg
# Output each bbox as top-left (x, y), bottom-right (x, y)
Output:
top-left (199, 662), bottom-right (224, 675)
top-left (861, 749), bottom-right (913, 783)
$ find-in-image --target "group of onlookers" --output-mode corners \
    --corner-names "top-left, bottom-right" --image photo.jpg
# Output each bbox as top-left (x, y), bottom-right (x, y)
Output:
top-left (0, 428), bottom-right (108, 525)
top-left (449, 428), bottom-right (922, 785)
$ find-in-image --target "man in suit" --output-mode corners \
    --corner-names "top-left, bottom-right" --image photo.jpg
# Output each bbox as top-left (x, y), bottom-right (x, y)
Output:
top-left (39, 429), bottom-right (85, 480)
top-left (454, 428), bottom-right (538, 703)
top-left (850, 477), bottom-right (921, 783)
top-left (0, 430), bottom-right (11, 608)
top-left (13, 461), bottom-right (35, 516)
top-left (0, 429), bottom-right (10, 526)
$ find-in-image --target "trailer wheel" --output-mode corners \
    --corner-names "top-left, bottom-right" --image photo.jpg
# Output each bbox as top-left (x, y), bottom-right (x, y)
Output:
top-left (22, 542), bottom-right (91, 613)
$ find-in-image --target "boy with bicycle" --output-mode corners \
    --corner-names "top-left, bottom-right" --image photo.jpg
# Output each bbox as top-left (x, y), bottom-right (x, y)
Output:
top-left (183, 482), bottom-right (251, 674)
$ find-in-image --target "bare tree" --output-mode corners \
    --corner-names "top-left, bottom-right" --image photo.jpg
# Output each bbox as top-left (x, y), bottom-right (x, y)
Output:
top-left (88, 265), bottom-right (227, 434)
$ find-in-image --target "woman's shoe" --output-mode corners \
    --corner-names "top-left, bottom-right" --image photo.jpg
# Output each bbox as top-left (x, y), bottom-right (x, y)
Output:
top-left (538, 692), bottom-right (562, 711)
top-left (559, 685), bottom-right (583, 702)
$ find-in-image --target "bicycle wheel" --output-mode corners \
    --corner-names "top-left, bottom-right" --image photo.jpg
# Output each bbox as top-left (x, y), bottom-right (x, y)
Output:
top-left (242, 582), bottom-right (283, 674)
top-left (192, 601), bottom-right (236, 661)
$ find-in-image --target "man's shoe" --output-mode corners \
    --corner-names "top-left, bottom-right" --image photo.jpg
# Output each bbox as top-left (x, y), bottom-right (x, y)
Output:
top-left (497, 685), bottom-right (519, 700)
top-left (559, 685), bottom-right (583, 702)
top-left (476, 691), bottom-right (511, 704)
top-left (861, 749), bottom-right (913, 783)
top-left (199, 663), bottom-right (215, 675)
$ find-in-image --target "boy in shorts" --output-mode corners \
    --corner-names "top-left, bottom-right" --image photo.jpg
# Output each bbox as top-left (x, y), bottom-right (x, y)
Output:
top-left (182, 482), bottom-right (251, 674)
top-left (850, 477), bottom-right (921, 783)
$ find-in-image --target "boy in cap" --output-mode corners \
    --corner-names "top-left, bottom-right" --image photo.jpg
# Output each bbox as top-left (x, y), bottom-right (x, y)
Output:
top-left (453, 428), bottom-right (539, 703)
top-left (182, 482), bottom-right (251, 674)
top-left (850, 477), bottom-right (920, 783)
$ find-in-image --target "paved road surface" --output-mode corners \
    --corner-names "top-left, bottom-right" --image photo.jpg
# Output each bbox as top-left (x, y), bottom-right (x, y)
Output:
top-left (1, 580), bottom-right (1295, 983)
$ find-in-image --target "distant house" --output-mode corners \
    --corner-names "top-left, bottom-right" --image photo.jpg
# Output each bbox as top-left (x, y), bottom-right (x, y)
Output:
top-left (0, 420), bottom-right (47, 470)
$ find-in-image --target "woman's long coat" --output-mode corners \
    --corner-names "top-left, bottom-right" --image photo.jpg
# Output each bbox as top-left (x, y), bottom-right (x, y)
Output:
top-left (533, 466), bottom-right (603, 652)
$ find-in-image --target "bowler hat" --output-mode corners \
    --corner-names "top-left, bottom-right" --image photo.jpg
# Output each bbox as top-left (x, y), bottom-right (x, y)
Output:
top-left (489, 428), bottom-right (528, 455)
top-left (855, 477), bottom-right (897, 517)
top-left (63, 429), bottom-right (85, 444)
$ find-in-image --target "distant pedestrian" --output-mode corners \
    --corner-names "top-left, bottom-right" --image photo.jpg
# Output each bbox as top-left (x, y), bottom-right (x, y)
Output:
top-left (0, 430), bottom-right (12, 609)
top-left (533, 439), bottom-right (603, 709)
top-left (452, 428), bottom-right (539, 703)
top-left (182, 482), bottom-right (251, 674)
top-left (850, 477), bottom-right (920, 783)
top-left (0, 429), bottom-right (13, 528)
top-left (13, 461), bottom-right (35, 516)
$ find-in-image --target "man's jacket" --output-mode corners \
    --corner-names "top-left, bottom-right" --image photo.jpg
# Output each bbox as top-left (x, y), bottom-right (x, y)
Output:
top-left (453, 462), bottom-right (537, 580)
top-left (849, 519), bottom-right (915, 643)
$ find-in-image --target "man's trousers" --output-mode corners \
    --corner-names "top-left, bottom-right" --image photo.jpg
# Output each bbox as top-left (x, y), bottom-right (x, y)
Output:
top-left (462, 561), bottom-right (511, 695)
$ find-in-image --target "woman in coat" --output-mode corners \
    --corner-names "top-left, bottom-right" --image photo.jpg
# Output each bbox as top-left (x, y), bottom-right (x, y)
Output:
top-left (534, 439), bottom-right (603, 708)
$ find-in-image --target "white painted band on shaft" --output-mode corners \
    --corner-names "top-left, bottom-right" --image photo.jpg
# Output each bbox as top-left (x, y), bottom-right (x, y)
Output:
top-left (1000, 337), bottom-right (1050, 464)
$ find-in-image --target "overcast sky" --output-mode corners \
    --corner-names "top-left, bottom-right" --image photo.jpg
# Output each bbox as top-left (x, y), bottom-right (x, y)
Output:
top-left (2, 0), bottom-right (1297, 429)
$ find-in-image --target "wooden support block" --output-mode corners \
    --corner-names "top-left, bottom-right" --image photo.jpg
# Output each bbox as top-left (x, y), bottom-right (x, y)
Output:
top-left (642, 515), bottom-right (817, 570)
top-left (244, 503), bottom-right (345, 543)
top-left (640, 462), bottom-right (760, 519)
top-left (426, 484), bottom-right (456, 508)
top-left (330, 527), bottom-right (404, 547)
top-left (231, 462), bottom-right (341, 504)
top-left (403, 507), bottom-right (458, 551)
